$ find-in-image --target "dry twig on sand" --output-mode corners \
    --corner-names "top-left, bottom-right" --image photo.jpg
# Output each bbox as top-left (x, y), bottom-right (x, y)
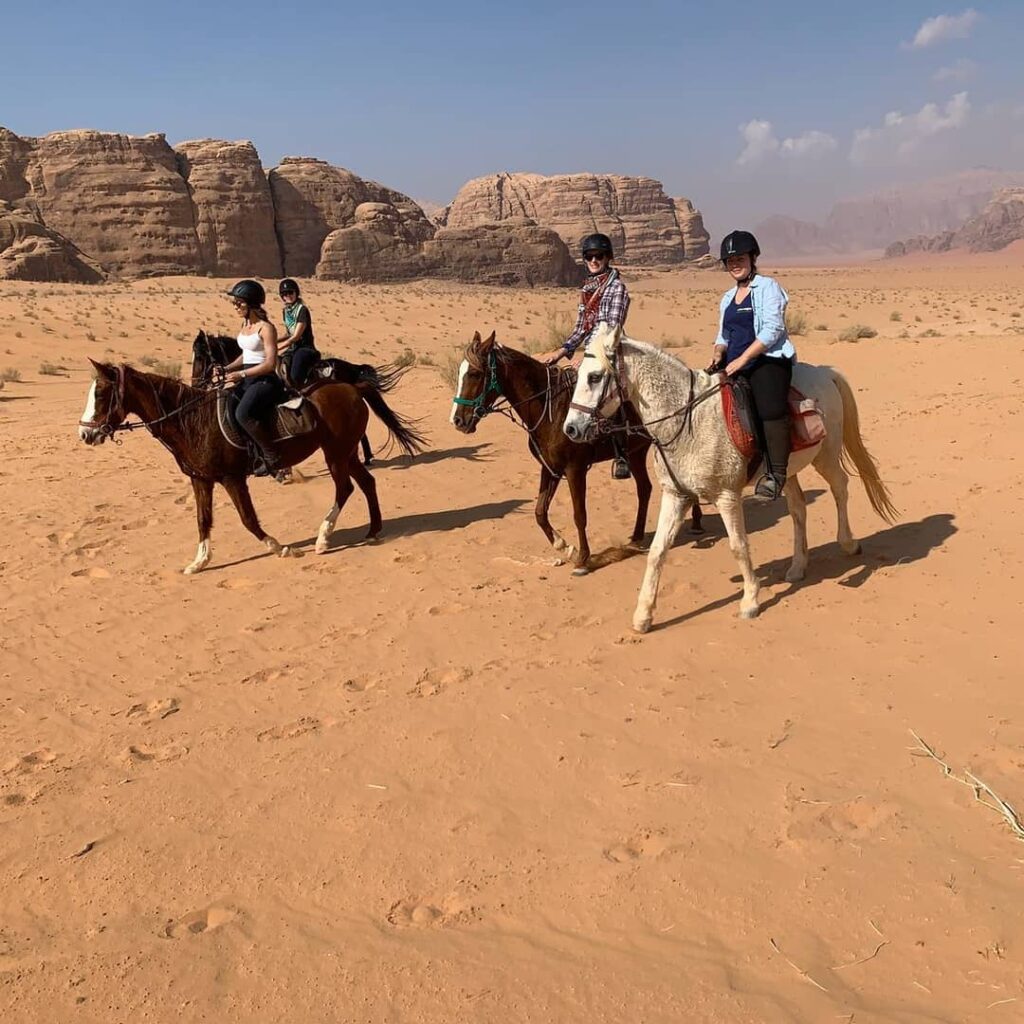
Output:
top-left (769, 938), bottom-right (829, 993)
top-left (909, 730), bottom-right (1024, 842)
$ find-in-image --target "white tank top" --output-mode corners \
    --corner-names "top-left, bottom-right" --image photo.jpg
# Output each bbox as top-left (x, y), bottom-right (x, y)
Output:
top-left (238, 327), bottom-right (265, 366)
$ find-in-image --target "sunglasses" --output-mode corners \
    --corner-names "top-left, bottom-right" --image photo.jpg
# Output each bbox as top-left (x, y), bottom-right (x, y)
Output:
top-left (584, 252), bottom-right (609, 262)
top-left (230, 298), bottom-right (246, 307)
top-left (280, 291), bottom-right (297, 298)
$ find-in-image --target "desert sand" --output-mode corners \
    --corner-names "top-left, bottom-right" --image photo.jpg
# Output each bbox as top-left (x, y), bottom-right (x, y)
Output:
top-left (2, 257), bottom-right (1024, 1022)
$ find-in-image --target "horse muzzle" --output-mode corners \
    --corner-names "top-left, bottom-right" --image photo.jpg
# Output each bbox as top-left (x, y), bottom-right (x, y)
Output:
top-left (78, 423), bottom-right (108, 445)
top-left (563, 414), bottom-right (595, 443)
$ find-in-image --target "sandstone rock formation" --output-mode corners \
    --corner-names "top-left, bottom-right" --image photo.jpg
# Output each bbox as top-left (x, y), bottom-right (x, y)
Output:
top-left (270, 158), bottom-right (435, 277)
top-left (175, 139), bottom-right (280, 278)
top-left (23, 130), bottom-right (202, 276)
top-left (440, 173), bottom-right (701, 265)
top-left (424, 219), bottom-right (579, 286)
top-left (317, 202), bottom-right (433, 282)
top-left (0, 202), bottom-right (104, 282)
top-left (672, 198), bottom-right (710, 259)
top-left (886, 187), bottom-right (1024, 257)
top-left (0, 128), bottom-right (31, 203)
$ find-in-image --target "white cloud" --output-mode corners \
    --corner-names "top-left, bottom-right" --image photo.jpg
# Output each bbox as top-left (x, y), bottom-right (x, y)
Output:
top-left (933, 57), bottom-right (977, 82)
top-left (781, 130), bottom-right (840, 159)
top-left (737, 121), bottom-right (838, 165)
top-left (906, 9), bottom-right (980, 49)
top-left (850, 92), bottom-right (971, 163)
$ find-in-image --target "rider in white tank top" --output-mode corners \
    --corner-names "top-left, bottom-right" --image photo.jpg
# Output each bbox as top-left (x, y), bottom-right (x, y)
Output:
top-left (238, 329), bottom-right (265, 366)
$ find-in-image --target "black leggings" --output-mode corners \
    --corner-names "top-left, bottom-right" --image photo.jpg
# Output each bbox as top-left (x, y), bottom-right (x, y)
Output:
top-left (284, 346), bottom-right (321, 387)
top-left (235, 374), bottom-right (283, 437)
top-left (742, 355), bottom-right (793, 421)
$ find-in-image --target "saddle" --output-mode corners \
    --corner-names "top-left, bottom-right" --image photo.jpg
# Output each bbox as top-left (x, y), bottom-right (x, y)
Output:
top-left (721, 377), bottom-right (826, 467)
top-left (217, 390), bottom-right (319, 451)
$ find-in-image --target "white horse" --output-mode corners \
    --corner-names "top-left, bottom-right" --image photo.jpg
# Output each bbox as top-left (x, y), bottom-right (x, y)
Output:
top-left (562, 323), bottom-right (897, 632)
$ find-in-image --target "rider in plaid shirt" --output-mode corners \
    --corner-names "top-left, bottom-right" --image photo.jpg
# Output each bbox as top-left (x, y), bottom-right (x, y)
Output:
top-left (549, 233), bottom-right (630, 361)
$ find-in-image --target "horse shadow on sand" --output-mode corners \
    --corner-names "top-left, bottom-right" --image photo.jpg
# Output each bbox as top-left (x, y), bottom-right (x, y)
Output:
top-left (369, 442), bottom-right (495, 470)
top-left (655, 511), bottom-right (957, 629)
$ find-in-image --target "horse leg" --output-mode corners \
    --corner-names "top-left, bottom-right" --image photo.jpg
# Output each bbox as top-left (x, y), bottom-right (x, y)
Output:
top-left (690, 503), bottom-right (705, 534)
top-left (783, 476), bottom-right (809, 582)
top-left (815, 453), bottom-right (861, 555)
top-left (632, 490), bottom-right (690, 633)
top-left (534, 465), bottom-right (566, 554)
top-left (716, 490), bottom-right (760, 619)
top-left (183, 478), bottom-right (214, 575)
top-left (349, 454), bottom-right (382, 541)
top-left (221, 475), bottom-right (296, 559)
top-left (627, 449), bottom-right (652, 547)
top-left (316, 458), bottom-right (355, 554)
top-left (565, 463), bottom-right (592, 576)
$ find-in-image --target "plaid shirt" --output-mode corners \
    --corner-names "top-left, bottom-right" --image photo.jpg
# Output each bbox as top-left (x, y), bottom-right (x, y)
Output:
top-left (563, 276), bottom-right (630, 355)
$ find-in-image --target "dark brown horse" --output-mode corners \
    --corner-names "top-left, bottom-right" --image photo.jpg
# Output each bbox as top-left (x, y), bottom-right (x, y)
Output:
top-left (450, 331), bottom-right (701, 575)
top-left (79, 360), bottom-right (425, 573)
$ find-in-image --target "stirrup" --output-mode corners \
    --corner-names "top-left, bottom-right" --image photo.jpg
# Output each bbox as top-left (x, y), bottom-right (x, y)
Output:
top-left (753, 473), bottom-right (784, 500)
top-left (611, 457), bottom-right (631, 480)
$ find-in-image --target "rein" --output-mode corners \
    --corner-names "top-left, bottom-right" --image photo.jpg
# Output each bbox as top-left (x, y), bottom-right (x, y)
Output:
top-left (453, 349), bottom-right (568, 433)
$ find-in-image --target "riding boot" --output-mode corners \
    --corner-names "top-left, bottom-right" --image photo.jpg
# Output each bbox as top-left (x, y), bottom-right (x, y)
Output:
top-left (610, 437), bottom-right (631, 480)
top-left (754, 417), bottom-right (791, 501)
top-left (246, 423), bottom-right (283, 478)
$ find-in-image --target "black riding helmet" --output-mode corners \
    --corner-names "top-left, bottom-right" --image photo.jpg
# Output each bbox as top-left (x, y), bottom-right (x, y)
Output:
top-left (720, 230), bottom-right (760, 263)
top-left (580, 232), bottom-right (614, 259)
top-left (226, 279), bottom-right (266, 306)
top-left (279, 278), bottom-right (301, 299)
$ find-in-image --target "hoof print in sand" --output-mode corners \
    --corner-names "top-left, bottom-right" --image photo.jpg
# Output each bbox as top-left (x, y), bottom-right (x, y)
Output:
top-left (386, 891), bottom-right (479, 929)
top-left (406, 667), bottom-right (470, 699)
top-left (257, 716), bottom-right (323, 742)
top-left (120, 743), bottom-right (188, 766)
top-left (163, 904), bottom-right (239, 938)
top-left (603, 830), bottom-right (673, 864)
top-left (4, 748), bottom-right (57, 776)
top-left (126, 697), bottom-right (180, 721)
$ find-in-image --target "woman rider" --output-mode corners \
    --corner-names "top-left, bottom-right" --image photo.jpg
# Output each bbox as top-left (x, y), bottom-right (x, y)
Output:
top-left (277, 278), bottom-right (320, 388)
top-left (222, 279), bottom-right (284, 477)
top-left (545, 232), bottom-right (632, 478)
top-left (708, 230), bottom-right (795, 501)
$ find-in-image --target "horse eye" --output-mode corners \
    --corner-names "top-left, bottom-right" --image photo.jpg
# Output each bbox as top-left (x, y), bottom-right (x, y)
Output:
top-left (587, 372), bottom-right (604, 386)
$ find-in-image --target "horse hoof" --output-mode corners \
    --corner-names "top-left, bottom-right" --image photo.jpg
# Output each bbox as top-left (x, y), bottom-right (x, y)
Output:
top-left (843, 541), bottom-right (862, 556)
top-left (315, 542), bottom-right (329, 555)
top-left (364, 532), bottom-right (381, 545)
top-left (632, 618), bottom-right (652, 634)
top-left (281, 546), bottom-right (302, 559)
top-left (572, 566), bottom-right (591, 577)
top-left (784, 567), bottom-right (806, 583)
top-left (552, 558), bottom-right (566, 567)
top-left (688, 524), bottom-right (706, 535)
top-left (739, 605), bottom-right (760, 620)
top-left (182, 563), bottom-right (206, 575)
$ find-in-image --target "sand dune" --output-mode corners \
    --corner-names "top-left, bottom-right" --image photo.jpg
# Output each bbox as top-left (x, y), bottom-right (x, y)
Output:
top-left (1, 261), bottom-right (1023, 1022)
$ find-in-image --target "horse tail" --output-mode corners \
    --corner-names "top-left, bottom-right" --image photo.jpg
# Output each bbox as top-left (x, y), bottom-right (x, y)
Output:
top-left (362, 362), bottom-right (408, 394)
top-left (832, 370), bottom-right (899, 523)
top-left (357, 383), bottom-right (428, 458)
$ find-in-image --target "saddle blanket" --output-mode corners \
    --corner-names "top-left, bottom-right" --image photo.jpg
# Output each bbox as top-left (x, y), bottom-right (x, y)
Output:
top-left (722, 383), bottom-right (826, 462)
top-left (217, 392), bottom-right (318, 450)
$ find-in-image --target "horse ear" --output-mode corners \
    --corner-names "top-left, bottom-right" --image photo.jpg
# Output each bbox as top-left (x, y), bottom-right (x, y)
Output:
top-left (471, 331), bottom-right (481, 344)
top-left (88, 358), bottom-right (116, 380)
top-left (481, 331), bottom-right (496, 350)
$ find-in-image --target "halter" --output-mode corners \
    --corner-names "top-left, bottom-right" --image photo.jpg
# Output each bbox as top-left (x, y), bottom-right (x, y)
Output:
top-left (568, 347), bottom-right (631, 423)
top-left (452, 349), bottom-right (501, 416)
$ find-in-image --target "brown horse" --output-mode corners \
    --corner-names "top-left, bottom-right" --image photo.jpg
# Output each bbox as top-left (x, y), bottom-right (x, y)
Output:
top-left (450, 331), bottom-right (701, 575)
top-left (79, 360), bottom-right (425, 573)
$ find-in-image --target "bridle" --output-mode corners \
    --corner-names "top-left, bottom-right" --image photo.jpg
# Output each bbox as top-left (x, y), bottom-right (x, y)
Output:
top-left (568, 348), bottom-right (631, 424)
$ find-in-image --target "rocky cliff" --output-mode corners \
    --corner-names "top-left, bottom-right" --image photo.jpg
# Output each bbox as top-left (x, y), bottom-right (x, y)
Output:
top-left (440, 172), bottom-right (707, 265)
top-left (672, 197), bottom-right (710, 259)
top-left (175, 139), bottom-right (280, 278)
top-left (0, 201), bottom-right (104, 282)
top-left (886, 187), bottom-right (1024, 257)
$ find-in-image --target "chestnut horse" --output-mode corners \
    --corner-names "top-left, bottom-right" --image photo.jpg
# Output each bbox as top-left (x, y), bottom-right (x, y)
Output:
top-left (79, 360), bottom-right (425, 573)
top-left (450, 331), bottom-right (700, 575)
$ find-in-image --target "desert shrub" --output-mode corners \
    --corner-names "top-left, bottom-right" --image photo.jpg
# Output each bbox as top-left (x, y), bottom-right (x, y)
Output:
top-left (837, 324), bottom-right (878, 342)
top-left (394, 348), bottom-right (416, 369)
top-left (39, 362), bottom-right (64, 376)
top-left (889, 311), bottom-right (902, 322)
top-left (814, 323), bottom-right (828, 331)
top-left (786, 310), bottom-right (809, 336)
top-left (919, 328), bottom-right (941, 338)
top-left (1, 367), bottom-right (22, 382)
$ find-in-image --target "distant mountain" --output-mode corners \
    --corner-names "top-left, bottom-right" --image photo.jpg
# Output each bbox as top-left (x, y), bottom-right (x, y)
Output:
top-left (887, 187), bottom-right (1024, 256)
top-left (757, 169), bottom-right (1024, 256)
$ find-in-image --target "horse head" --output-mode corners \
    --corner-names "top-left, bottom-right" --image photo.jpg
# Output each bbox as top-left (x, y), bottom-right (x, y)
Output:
top-left (450, 330), bottom-right (500, 433)
top-left (563, 322), bottom-right (625, 442)
top-left (79, 360), bottom-right (127, 445)
top-left (191, 330), bottom-right (241, 386)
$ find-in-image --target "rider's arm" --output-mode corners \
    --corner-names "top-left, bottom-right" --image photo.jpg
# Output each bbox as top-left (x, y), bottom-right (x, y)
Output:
top-left (278, 315), bottom-right (307, 354)
top-left (753, 277), bottom-right (788, 350)
top-left (604, 280), bottom-right (629, 327)
top-left (561, 306), bottom-right (587, 357)
top-left (230, 323), bottom-right (279, 382)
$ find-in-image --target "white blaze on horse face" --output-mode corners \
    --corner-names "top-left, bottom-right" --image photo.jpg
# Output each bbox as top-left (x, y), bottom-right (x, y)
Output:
top-left (563, 356), bottom-right (600, 440)
top-left (449, 359), bottom-right (470, 426)
top-left (79, 382), bottom-right (98, 442)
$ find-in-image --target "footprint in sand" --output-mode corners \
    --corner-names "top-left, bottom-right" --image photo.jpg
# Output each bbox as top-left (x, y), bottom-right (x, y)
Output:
top-left (120, 743), bottom-right (188, 766)
top-left (406, 667), bottom-right (470, 699)
top-left (4, 748), bottom-right (57, 776)
top-left (386, 890), bottom-right (479, 929)
top-left (126, 697), bottom-right (180, 721)
top-left (603, 830), bottom-right (674, 864)
top-left (2, 792), bottom-right (28, 807)
top-left (163, 904), bottom-right (239, 938)
top-left (784, 797), bottom-right (900, 844)
top-left (70, 567), bottom-right (111, 579)
top-left (256, 716), bottom-right (323, 742)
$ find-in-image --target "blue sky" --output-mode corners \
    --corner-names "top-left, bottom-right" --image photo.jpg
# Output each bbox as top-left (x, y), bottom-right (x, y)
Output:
top-left (3, 1), bottom-right (1022, 233)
